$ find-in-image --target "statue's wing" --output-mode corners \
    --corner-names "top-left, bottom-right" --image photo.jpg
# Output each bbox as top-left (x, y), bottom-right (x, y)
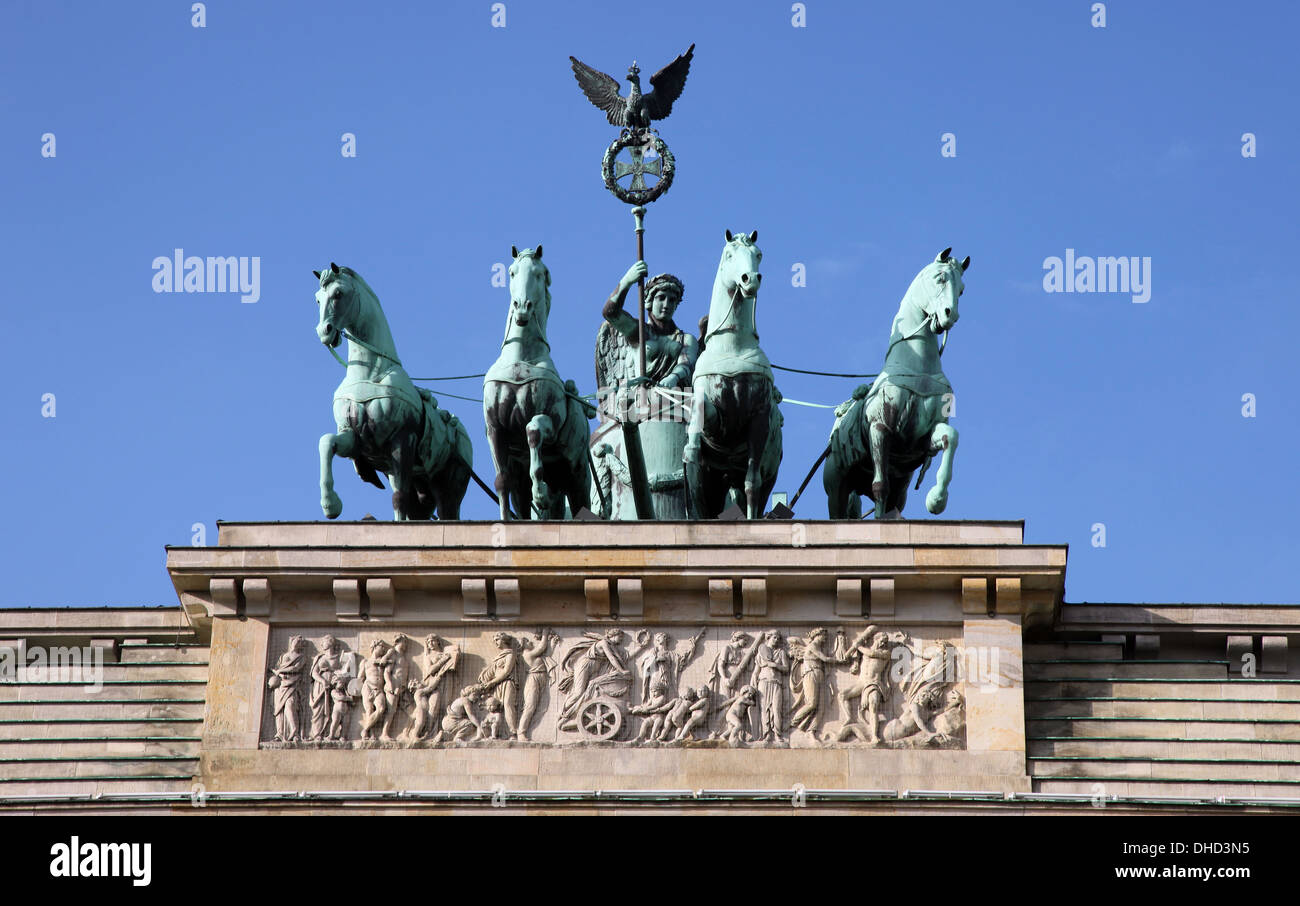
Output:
top-left (595, 320), bottom-right (633, 398)
top-left (643, 43), bottom-right (695, 121)
top-left (570, 56), bottom-right (627, 125)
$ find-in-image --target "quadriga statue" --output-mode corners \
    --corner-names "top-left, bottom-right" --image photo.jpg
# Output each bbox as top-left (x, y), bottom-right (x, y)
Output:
top-left (314, 263), bottom-right (473, 520)
top-left (823, 248), bottom-right (969, 519)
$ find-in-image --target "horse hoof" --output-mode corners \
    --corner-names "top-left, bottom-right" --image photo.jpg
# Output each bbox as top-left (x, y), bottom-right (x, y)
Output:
top-left (926, 487), bottom-right (948, 514)
top-left (322, 492), bottom-right (343, 519)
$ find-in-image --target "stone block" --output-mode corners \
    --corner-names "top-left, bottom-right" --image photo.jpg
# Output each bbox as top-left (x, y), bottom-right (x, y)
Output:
top-left (708, 578), bottom-right (735, 618)
top-left (961, 577), bottom-right (987, 615)
top-left (461, 579), bottom-right (489, 618)
top-left (869, 577), bottom-right (895, 618)
top-left (367, 578), bottom-right (395, 619)
top-left (1262, 636), bottom-right (1288, 674)
top-left (494, 578), bottom-right (520, 619)
top-left (1133, 634), bottom-right (1160, 659)
top-left (210, 578), bottom-right (239, 618)
top-left (741, 578), bottom-right (767, 618)
top-left (835, 578), bottom-right (862, 618)
top-left (584, 578), bottom-right (611, 619)
top-left (1226, 635), bottom-right (1252, 675)
top-left (243, 578), bottom-right (271, 618)
top-left (617, 578), bottom-right (644, 619)
top-left (994, 577), bottom-right (1020, 615)
top-left (334, 578), bottom-right (362, 620)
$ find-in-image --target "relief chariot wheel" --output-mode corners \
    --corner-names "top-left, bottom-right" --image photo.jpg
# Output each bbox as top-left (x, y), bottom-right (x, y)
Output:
top-left (576, 696), bottom-right (624, 741)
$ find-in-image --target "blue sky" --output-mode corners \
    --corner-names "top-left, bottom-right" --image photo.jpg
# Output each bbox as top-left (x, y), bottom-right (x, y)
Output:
top-left (2, 0), bottom-right (1296, 606)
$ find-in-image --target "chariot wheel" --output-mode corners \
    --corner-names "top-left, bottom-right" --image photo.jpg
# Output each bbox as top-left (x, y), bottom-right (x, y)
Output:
top-left (577, 697), bottom-right (624, 741)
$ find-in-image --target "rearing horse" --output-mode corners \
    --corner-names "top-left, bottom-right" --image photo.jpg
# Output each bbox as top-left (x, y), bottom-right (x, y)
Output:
top-left (483, 246), bottom-right (592, 520)
top-left (684, 230), bottom-right (783, 519)
top-left (315, 263), bottom-right (473, 520)
top-left (823, 248), bottom-right (969, 519)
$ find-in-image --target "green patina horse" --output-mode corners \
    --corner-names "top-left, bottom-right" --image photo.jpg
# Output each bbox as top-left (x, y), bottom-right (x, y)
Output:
top-left (483, 246), bottom-right (593, 520)
top-left (684, 231), bottom-right (783, 519)
top-left (824, 248), bottom-right (969, 519)
top-left (315, 263), bottom-right (472, 520)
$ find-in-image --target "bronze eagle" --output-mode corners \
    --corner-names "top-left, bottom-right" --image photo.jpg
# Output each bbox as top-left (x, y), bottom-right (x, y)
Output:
top-left (569, 43), bottom-right (695, 132)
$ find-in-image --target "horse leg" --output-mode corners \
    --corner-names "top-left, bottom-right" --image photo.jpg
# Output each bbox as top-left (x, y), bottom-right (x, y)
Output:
top-left (868, 419), bottom-right (891, 520)
top-left (823, 456), bottom-right (850, 519)
top-left (484, 419), bottom-right (512, 522)
top-left (683, 385), bottom-right (708, 519)
top-left (388, 432), bottom-right (412, 521)
top-left (925, 422), bottom-right (959, 514)
top-left (744, 405), bottom-right (771, 519)
top-left (319, 431), bottom-right (355, 519)
top-left (526, 414), bottom-right (555, 519)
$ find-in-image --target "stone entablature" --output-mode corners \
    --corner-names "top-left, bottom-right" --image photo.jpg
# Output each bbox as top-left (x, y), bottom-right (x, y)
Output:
top-left (159, 520), bottom-right (1064, 794)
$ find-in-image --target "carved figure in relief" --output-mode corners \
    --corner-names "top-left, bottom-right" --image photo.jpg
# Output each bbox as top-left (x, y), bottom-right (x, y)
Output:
top-left (788, 628), bottom-right (848, 735)
top-left (718, 685), bottom-right (758, 747)
top-left (410, 635), bottom-right (459, 742)
top-left (359, 639), bottom-right (394, 740)
top-left (380, 634), bottom-right (413, 740)
top-left (834, 627), bottom-right (908, 745)
top-left (309, 635), bottom-right (355, 741)
top-left (636, 627), bottom-right (705, 704)
top-left (478, 698), bottom-right (505, 740)
top-left (630, 679), bottom-right (675, 743)
top-left (931, 689), bottom-right (966, 746)
top-left (751, 630), bottom-right (790, 743)
top-left (517, 628), bottom-right (560, 741)
top-left (558, 629), bottom-right (632, 733)
top-left (472, 632), bottom-right (521, 738)
top-left (708, 631), bottom-right (758, 702)
top-left (673, 685), bottom-right (712, 742)
top-left (441, 687), bottom-right (483, 743)
top-left (267, 635), bottom-right (309, 742)
top-left (328, 676), bottom-right (354, 740)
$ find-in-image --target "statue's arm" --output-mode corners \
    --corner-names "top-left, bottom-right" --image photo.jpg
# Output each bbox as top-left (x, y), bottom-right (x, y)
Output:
top-left (602, 261), bottom-right (648, 338)
top-left (662, 333), bottom-right (697, 389)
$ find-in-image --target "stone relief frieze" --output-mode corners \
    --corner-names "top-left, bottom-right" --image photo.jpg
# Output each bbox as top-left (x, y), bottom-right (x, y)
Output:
top-left (262, 625), bottom-right (968, 750)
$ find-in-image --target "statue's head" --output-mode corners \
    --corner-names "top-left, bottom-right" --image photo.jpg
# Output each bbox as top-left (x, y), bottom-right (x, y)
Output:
top-left (392, 633), bottom-right (411, 652)
top-left (288, 635), bottom-right (305, 653)
top-left (653, 631), bottom-right (669, 649)
top-left (911, 247), bottom-right (970, 334)
top-left (507, 245), bottom-right (551, 338)
top-left (651, 679), bottom-right (669, 697)
top-left (646, 273), bottom-right (684, 323)
top-left (313, 262), bottom-right (359, 348)
top-left (720, 230), bottom-right (762, 298)
top-left (493, 632), bottom-right (514, 650)
top-left (763, 630), bottom-right (782, 647)
top-left (696, 685), bottom-right (710, 700)
top-left (605, 629), bottom-right (625, 645)
top-left (424, 634), bottom-right (442, 652)
top-left (321, 634), bottom-right (339, 653)
top-left (946, 689), bottom-right (964, 710)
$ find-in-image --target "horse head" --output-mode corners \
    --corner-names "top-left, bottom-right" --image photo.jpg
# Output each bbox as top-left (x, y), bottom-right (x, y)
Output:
top-left (907, 247), bottom-right (971, 334)
top-left (505, 245), bottom-right (552, 346)
top-left (720, 230), bottom-right (762, 299)
top-left (314, 262), bottom-right (361, 349)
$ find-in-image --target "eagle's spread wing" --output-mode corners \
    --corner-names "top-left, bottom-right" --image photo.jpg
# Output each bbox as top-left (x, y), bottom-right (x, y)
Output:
top-left (643, 43), bottom-right (695, 121)
top-left (570, 56), bottom-right (626, 126)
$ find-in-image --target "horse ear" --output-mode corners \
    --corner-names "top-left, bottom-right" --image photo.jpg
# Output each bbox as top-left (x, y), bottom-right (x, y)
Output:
top-left (749, 230), bottom-right (758, 243)
top-left (961, 255), bottom-right (971, 272)
top-left (511, 245), bottom-right (519, 259)
top-left (725, 229), bottom-right (733, 242)
top-left (937, 247), bottom-right (952, 262)
top-left (534, 244), bottom-right (543, 260)
top-left (330, 262), bottom-right (340, 273)
top-left (312, 270), bottom-right (321, 280)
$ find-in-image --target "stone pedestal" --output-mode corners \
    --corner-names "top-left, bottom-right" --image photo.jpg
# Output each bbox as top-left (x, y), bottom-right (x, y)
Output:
top-left (166, 520), bottom-right (1066, 798)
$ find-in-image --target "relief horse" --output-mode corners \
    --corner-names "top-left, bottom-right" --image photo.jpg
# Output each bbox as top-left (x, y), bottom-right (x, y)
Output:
top-left (823, 248), bottom-right (969, 519)
top-left (684, 230), bottom-right (783, 519)
top-left (315, 263), bottom-right (473, 520)
top-left (483, 246), bottom-right (592, 520)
